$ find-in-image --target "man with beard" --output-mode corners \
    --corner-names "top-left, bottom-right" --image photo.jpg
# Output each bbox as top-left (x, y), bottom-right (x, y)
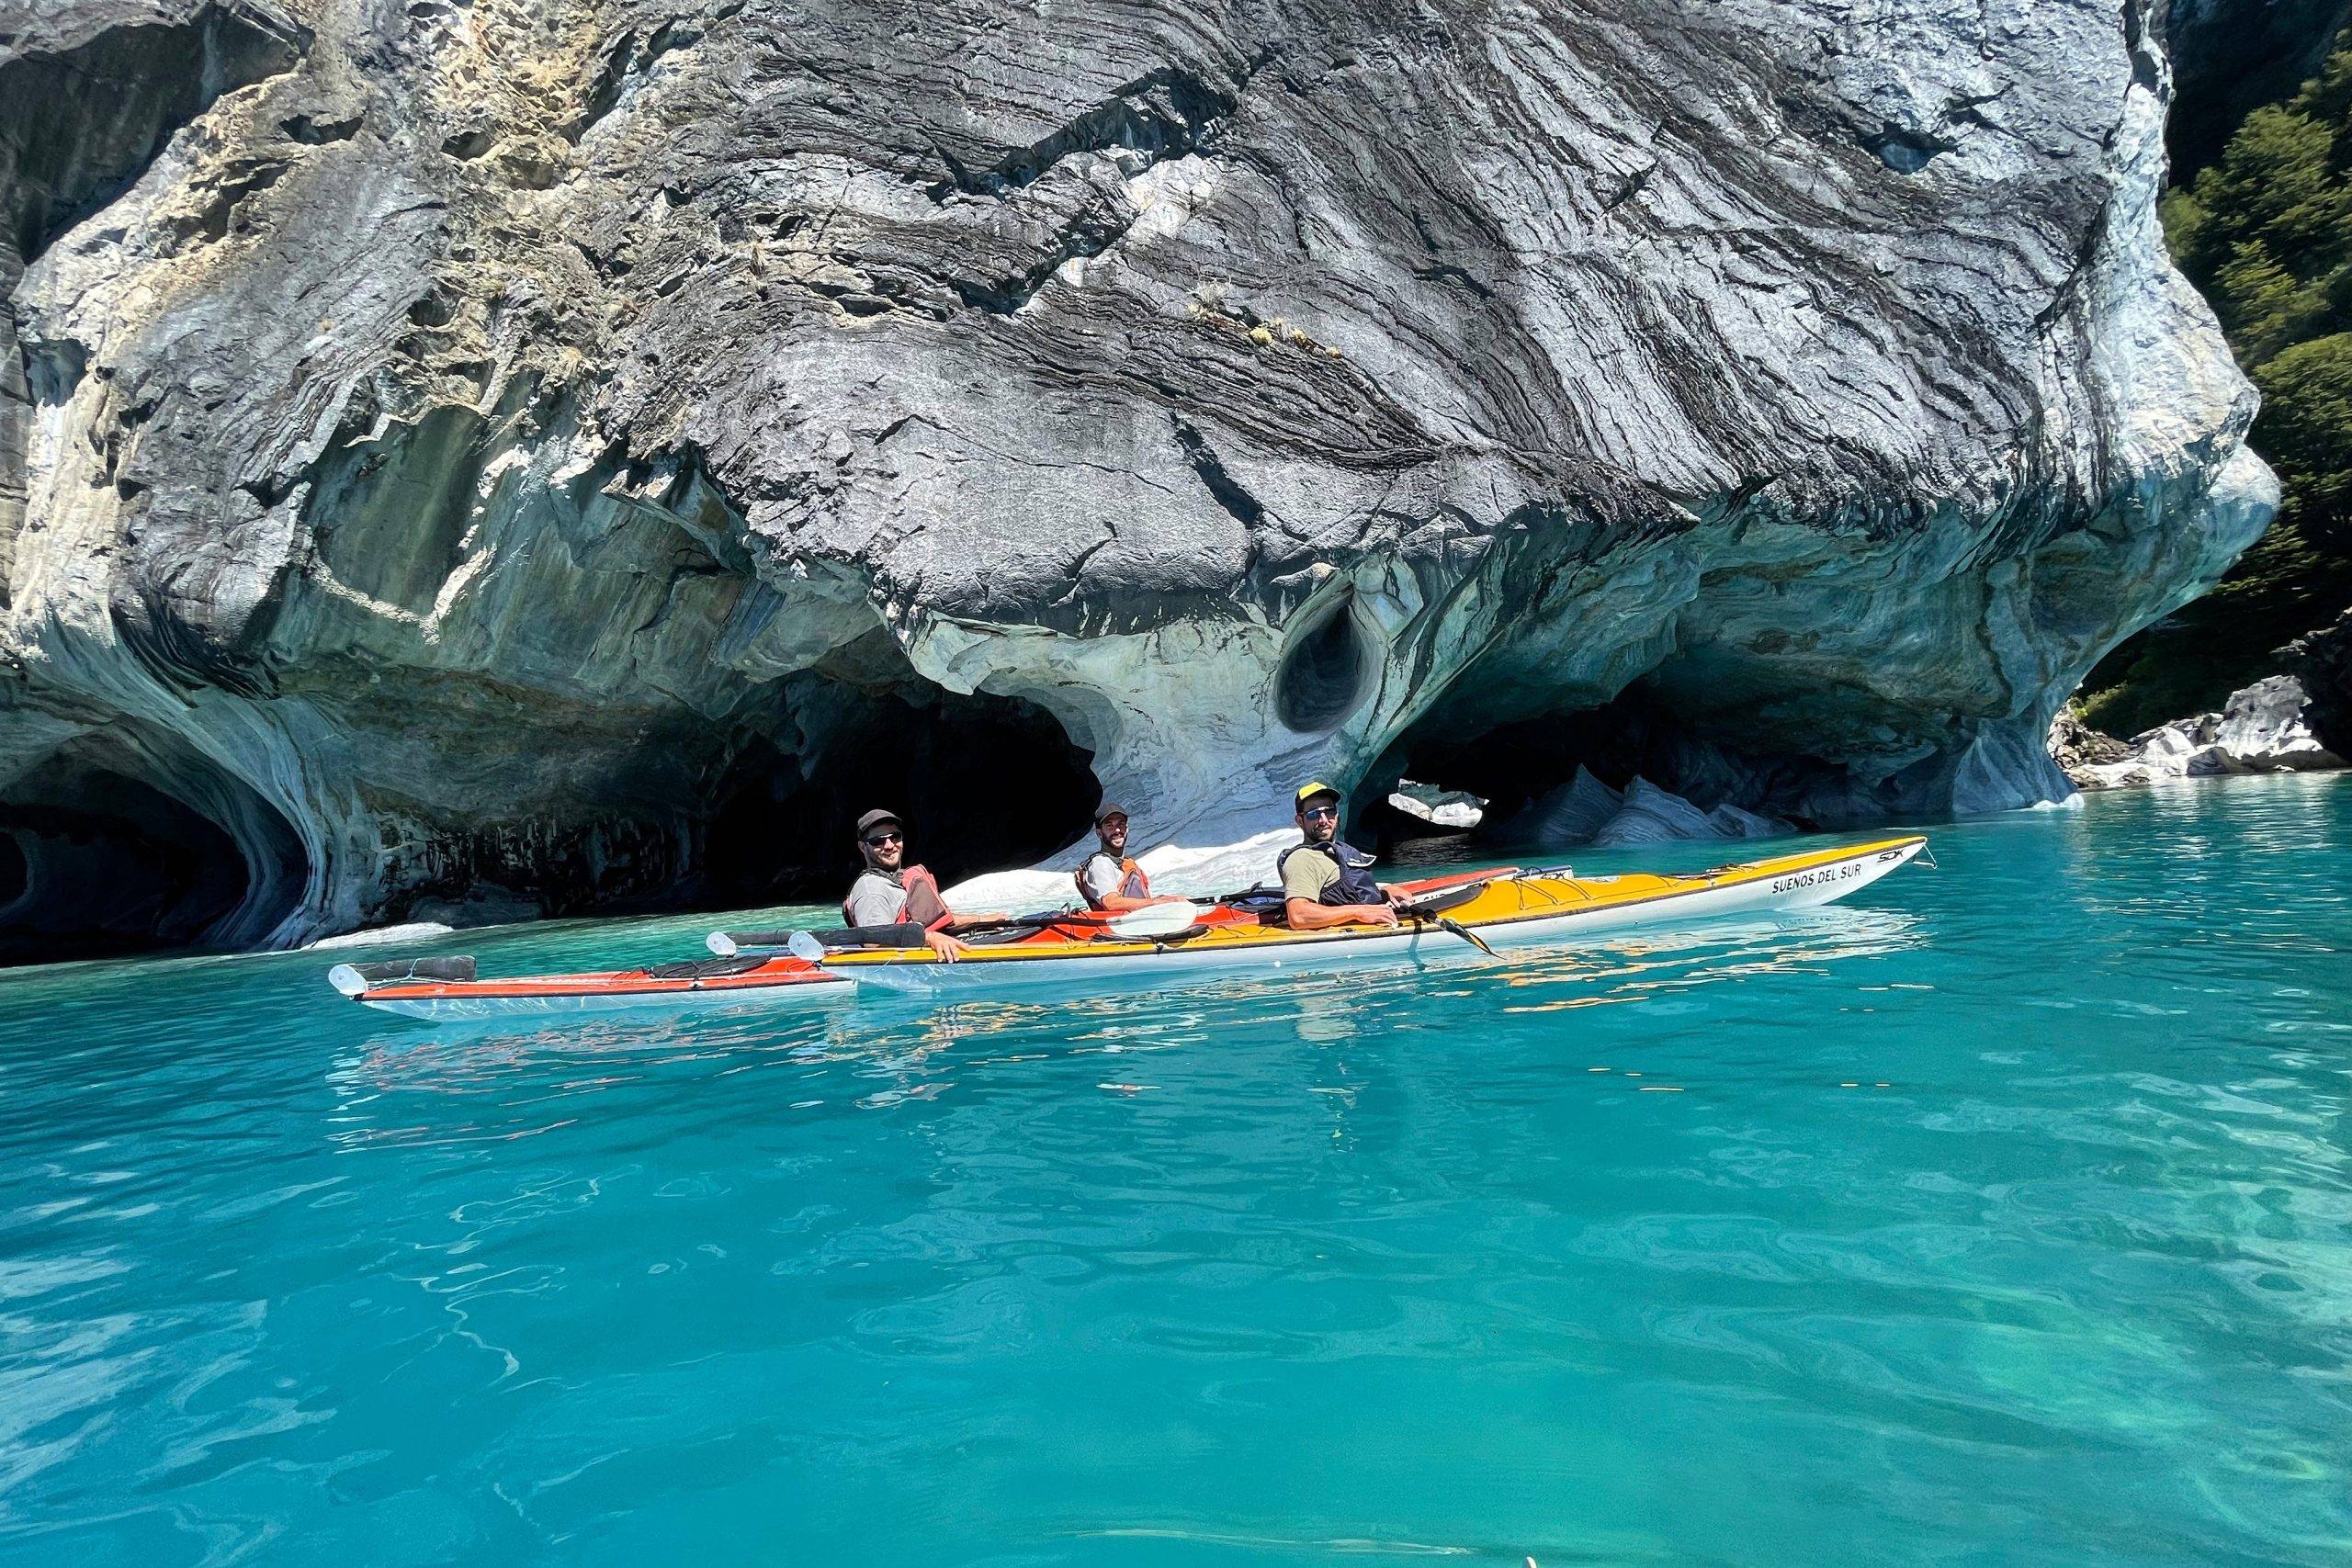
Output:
top-left (842, 808), bottom-right (1008, 961)
top-left (1278, 783), bottom-right (1408, 930)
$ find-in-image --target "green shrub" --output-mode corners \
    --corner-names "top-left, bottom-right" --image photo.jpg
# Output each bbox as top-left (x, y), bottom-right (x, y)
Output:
top-left (2081, 39), bottom-right (2352, 728)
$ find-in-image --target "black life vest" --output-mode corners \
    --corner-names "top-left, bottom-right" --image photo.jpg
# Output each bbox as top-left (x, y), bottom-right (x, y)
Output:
top-left (1276, 840), bottom-right (1383, 906)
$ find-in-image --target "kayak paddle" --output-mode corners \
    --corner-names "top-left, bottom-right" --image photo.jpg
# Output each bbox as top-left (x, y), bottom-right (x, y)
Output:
top-left (1421, 913), bottom-right (1498, 958)
top-left (1398, 881), bottom-right (1499, 957)
top-left (708, 902), bottom-right (1206, 958)
top-left (1100, 900), bottom-right (1207, 939)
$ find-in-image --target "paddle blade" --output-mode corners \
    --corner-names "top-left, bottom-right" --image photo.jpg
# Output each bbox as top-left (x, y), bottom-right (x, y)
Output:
top-left (787, 930), bottom-right (827, 963)
top-left (1107, 901), bottom-right (1206, 938)
top-left (706, 931), bottom-right (739, 957)
top-left (1440, 917), bottom-right (1498, 958)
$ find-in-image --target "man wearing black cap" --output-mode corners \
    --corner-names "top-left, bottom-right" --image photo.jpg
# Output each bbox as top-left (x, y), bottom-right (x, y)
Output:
top-left (1280, 782), bottom-right (1405, 930)
top-left (842, 808), bottom-right (1006, 961)
top-left (1075, 805), bottom-right (1184, 913)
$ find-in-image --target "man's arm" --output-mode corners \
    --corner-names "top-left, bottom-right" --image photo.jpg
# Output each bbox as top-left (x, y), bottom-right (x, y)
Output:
top-left (1278, 856), bottom-right (1395, 929)
top-left (1285, 897), bottom-right (1399, 930)
top-left (1096, 888), bottom-right (1184, 913)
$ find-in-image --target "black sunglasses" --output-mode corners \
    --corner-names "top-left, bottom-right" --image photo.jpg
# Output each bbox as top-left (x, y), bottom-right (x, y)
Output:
top-left (1300, 805), bottom-right (1338, 821)
top-left (864, 831), bottom-right (902, 847)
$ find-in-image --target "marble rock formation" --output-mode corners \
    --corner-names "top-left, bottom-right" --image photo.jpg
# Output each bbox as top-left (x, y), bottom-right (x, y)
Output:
top-left (2280, 608), bottom-right (2352, 758)
top-left (1487, 766), bottom-right (1792, 850)
top-left (0, 0), bottom-right (2279, 955)
top-left (2064, 675), bottom-right (2346, 787)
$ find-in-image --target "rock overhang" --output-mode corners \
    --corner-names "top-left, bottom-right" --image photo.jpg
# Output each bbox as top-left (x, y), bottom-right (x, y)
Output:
top-left (0, 0), bottom-right (2280, 951)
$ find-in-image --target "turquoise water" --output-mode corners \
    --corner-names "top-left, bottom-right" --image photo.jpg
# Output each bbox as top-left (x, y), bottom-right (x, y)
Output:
top-left (1, 777), bottom-right (2347, 1566)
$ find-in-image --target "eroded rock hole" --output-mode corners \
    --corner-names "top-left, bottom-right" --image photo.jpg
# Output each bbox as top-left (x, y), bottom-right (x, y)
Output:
top-left (1276, 597), bottom-right (1373, 733)
top-left (0, 736), bottom-right (306, 964)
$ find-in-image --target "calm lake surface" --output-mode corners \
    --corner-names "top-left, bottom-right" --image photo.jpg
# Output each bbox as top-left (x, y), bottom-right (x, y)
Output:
top-left (1, 775), bottom-right (2346, 1566)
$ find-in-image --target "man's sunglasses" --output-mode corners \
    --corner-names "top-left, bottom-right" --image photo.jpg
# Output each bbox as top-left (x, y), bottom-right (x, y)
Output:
top-left (865, 831), bottom-right (902, 847)
top-left (1300, 806), bottom-right (1339, 821)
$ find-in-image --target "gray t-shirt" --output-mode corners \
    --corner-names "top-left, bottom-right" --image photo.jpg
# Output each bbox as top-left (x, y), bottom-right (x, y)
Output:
top-left (844, 869), bottom-right (909, 927)
top-left (1079, 852), bottom-right (1127, 905)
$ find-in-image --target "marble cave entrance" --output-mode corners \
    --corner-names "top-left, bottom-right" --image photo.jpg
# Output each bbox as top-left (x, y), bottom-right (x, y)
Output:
top-left (0, 734), bottom-right (307, 965)
top-left (696, 682), bottom-right (1101, 910)
top-left (1373, 687), bottom-right (1741, 847)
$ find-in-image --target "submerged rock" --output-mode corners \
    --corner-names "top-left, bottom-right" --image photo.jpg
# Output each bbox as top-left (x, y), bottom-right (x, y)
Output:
top-left (1490, 768), bottom-right (1625, 849)
top-left (0, 0), bottom-right (2279, 955)
top-left (1591, 779), bottom-right (1722, 847)
top-left (1486, 769), bottom-right (1792, 849)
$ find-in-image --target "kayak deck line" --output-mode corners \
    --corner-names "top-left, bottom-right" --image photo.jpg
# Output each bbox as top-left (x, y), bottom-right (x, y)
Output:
top-left (813, 835), bottom-right (1929, 990)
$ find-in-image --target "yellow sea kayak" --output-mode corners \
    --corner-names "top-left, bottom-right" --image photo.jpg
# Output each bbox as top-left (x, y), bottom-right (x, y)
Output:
top-left (810, 835), bottom-right (1930, 995)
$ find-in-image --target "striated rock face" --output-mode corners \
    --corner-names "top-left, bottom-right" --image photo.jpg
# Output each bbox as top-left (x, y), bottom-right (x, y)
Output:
top-left (0, 0), bottom-right (2279, 957)
top-left (2280, 609), bottom-right (2352, 756)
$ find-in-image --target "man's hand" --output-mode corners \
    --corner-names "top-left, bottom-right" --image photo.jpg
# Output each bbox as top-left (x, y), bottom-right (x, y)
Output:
top-left (1352, 902), bottom-right (1401, 928)
top-left (924, 931), bottom-right (970, 962)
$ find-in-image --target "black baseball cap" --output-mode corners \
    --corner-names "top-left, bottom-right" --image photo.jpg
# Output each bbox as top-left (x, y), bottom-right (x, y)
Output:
top-left (1094, 804), bottom-right (1129, 825)
top-left (854, 808), bottom-right (902, 838)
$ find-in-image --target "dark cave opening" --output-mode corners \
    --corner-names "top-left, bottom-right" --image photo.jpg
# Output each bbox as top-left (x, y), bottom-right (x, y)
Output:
top-left (1371, 686), bottom-right (1816, 850)
top-left (0, 738), bottom-right (307, 966)
top-left (697, 682), bottom-right (1101, 911)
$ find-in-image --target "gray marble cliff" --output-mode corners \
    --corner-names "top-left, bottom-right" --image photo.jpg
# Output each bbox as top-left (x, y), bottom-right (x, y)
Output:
top-left (0, 0), bottom-right (2278, 956)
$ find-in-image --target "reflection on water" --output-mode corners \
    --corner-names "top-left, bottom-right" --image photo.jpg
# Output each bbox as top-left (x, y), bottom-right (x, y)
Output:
top-left (1, 776), bottom-right (2348, 1565)
top-left (328, 905), bottom-right (1930, 1148)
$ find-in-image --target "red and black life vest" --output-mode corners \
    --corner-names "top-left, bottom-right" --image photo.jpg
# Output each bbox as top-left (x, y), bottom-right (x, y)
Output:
top-left (843, 864), bottom-right (955, 932)
top-left (1074, 854), bottom-right (1149, 911)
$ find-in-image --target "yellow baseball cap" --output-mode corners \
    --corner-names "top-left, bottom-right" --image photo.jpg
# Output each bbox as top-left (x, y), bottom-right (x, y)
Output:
top-left (1295, 781), bottom-right (1341, 808)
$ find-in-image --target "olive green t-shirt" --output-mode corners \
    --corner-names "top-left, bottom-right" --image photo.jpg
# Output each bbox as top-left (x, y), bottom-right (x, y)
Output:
top-left (1280, 847), bottom-right (1341, 903)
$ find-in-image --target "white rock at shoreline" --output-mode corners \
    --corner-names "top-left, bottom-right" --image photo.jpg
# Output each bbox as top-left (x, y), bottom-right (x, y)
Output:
top-left (2072, 676), bottom-right (2346, 789)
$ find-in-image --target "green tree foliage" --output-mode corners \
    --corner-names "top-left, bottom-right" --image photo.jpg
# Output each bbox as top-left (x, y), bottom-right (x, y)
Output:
top-left (2081, 43), bottom-right (2352, 737)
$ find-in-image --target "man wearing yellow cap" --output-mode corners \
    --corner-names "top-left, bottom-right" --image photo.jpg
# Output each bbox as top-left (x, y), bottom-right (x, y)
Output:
top-left (1279, 783), bottom-right (1407, 930)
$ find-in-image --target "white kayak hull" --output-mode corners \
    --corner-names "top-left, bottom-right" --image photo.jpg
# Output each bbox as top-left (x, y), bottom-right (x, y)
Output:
top-left (356, 983), bottom-right (857, 1022)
